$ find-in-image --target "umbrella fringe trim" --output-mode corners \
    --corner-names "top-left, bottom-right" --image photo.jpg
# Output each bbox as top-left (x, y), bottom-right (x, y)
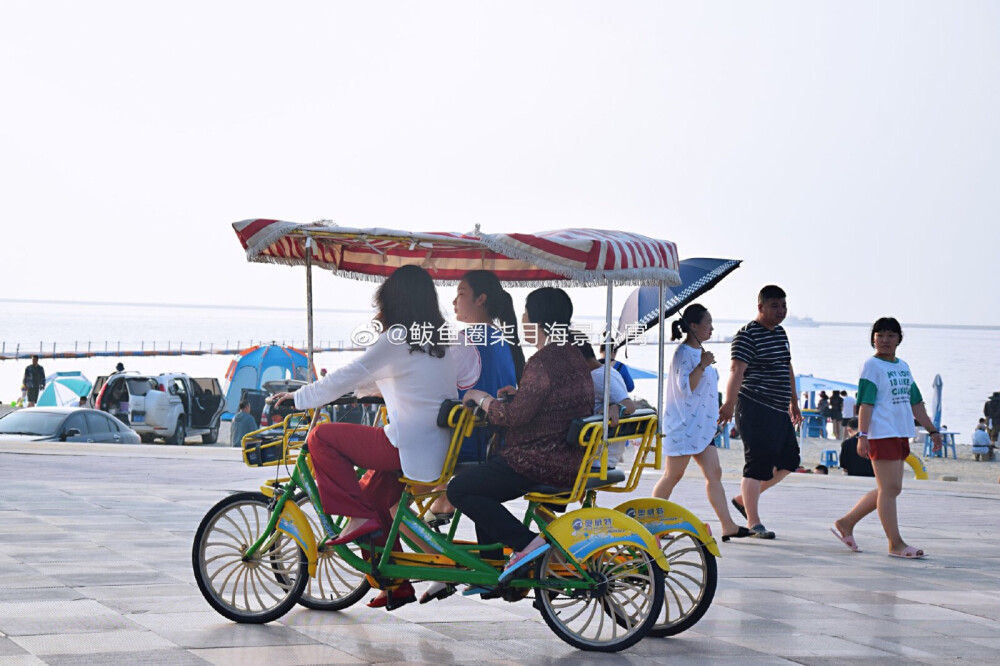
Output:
top-left (247, 253), bottom-right (681, 287)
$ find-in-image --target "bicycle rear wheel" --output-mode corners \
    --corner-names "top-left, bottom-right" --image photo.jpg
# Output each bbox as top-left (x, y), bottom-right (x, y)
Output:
top-left (648, 532), bottom-right (717, 637)
top-left (192, 491), bottom-right (308, 623)
top-left (535, 543), bottom-right (664, 652)
top-left (293, 492), bottom-right (371, 610)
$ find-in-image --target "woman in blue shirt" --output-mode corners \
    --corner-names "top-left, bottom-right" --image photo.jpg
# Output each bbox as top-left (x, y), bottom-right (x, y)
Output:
top-left (452, 270), bottom-right (524, 462)
top-left (421, 270), bottom-right (523, 603)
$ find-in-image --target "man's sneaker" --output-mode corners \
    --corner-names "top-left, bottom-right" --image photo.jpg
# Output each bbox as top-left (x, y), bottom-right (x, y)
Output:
top-left (749, 524), bottom-right (776, 539)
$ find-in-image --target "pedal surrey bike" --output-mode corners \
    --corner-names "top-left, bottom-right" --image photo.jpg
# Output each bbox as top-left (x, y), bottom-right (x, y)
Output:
top-left (192, 222), bottom-right (733, 651)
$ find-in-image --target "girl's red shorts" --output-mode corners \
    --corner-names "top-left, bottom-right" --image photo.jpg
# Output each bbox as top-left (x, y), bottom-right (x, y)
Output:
top-left (867, 437), bottom-right (910, 461)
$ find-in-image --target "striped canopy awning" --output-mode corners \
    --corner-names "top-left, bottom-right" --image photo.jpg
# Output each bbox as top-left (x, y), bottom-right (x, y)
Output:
top-left (233, 219), bottom-right (681, 287)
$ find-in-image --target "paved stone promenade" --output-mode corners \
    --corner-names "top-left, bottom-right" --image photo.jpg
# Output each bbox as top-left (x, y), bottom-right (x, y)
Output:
top-left (1, 441), bottom-right (998, 665)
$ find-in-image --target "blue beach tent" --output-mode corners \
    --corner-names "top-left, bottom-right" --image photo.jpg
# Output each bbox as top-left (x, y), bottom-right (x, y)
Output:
top-left (221, 345), bottom-right (314, 419)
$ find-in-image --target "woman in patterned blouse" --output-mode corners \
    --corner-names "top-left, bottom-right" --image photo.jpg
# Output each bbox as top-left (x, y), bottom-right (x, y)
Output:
top-left (448, 287), bottom-right (594, 585)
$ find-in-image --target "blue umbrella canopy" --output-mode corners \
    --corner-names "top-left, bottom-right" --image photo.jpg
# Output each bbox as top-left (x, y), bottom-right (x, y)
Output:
top-left (37, 372), bottom-right (93, 406)
top-left (616, 258), bottom-right (742, 348)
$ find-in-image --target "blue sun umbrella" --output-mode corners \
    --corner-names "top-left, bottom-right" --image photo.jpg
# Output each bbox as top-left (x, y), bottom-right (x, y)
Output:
top-left (616, 258), bottom-right (742, 347)
top-left (37, 372), bottom-right (93, 407)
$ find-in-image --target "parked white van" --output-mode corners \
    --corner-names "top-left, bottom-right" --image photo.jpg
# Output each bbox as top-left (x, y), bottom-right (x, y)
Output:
top-left (90, 372), bottom-right (225, 444)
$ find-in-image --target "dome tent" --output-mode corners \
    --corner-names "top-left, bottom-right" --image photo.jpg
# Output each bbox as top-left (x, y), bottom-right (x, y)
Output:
top-left (221, 345), bottom-right (313, 419)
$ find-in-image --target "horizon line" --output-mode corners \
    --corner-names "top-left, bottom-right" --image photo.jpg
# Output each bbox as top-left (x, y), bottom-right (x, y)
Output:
top-left (4, 297), bottom-right (999, 331)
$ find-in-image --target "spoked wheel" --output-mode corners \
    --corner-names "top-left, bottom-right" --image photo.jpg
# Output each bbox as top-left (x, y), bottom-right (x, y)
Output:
top-left (293, 492), bottom-right (371, 610)
top-left (648, 531), bottom-right (717, 637)
top-left (535, 543), bottom-right (664, 652)
top-left (192, 491), bottom-right (308, 623)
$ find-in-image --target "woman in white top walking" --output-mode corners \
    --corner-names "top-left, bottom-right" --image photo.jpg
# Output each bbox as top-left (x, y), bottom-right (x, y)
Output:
top-left (652, 304), bottom-right (750, 541)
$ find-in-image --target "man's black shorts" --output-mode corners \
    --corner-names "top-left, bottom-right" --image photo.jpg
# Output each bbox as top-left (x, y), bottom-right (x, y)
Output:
top-left (26, 387), bottom-right (39, 404)
top-left (735, 397), bottom-right (800, 481)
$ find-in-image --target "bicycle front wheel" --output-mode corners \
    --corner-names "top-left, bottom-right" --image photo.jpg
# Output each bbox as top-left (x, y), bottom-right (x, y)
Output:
top-left (293, 492), bottom-right (371, 610)
top-left (192, 491), bottom-right (308, 623)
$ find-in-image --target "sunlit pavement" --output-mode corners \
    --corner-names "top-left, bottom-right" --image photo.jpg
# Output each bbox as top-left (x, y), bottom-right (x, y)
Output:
top-left (1, 441), bottom-right (998, 665)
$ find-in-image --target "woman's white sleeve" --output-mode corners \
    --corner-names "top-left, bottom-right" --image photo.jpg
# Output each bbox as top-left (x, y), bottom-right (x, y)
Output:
top-left (292, 337), bottom-right (389, 409)
top-left (673, 350), bottom-right (697, 397)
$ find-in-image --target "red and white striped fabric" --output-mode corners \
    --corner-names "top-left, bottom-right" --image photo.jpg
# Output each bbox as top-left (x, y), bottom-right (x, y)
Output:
top-left (233, 219), bottom-right (680, 286)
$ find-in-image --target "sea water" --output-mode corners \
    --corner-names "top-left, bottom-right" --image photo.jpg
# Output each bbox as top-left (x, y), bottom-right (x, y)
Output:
top-left (3, 300), bottom-right (997, 441)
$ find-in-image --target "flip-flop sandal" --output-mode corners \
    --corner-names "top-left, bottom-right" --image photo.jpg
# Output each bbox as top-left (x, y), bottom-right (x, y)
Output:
top-left (731, 498), bottom-right (747, 519)
top-left (829, 527), bottom-right (862, 552)
top-left (888, 546), bottom-right (925, 559)
top-left (498, 543), bottom-right (550, 584)
top-left (721, 526), bottom-right (752, 542)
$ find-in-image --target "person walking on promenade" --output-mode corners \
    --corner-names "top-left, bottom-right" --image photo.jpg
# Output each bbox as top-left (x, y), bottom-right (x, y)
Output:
top-left (653, 304), bottom-right (750, 541)
top-left (719, 285), bottom-right (802, 539)
top-left (23, 356), bottom-right (46, 407)
top-left (831, 317), bottom-right (942, 558)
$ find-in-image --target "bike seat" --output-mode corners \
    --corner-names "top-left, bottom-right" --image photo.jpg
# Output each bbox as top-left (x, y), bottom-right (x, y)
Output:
top-left (527, 468), bottom-right (628, 496)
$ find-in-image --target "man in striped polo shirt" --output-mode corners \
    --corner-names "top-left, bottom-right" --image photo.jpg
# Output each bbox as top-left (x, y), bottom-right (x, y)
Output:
top-left (719, 285), bottom-right (802, 539)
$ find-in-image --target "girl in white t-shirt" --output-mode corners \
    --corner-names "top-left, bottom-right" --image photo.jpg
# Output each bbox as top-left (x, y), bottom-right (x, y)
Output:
top-left (652, 304), bottom-right (750, 541)
top-left (831, 317), bottom-right (942, 559)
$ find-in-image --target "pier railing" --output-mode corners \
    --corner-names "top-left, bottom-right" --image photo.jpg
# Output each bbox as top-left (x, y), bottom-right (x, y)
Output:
top-left (0, 340), bottom-right (363, 361)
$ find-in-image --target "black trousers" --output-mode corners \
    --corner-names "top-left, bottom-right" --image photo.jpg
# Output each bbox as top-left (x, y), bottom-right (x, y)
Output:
top-left (446, 457), bottom-right (538, 560)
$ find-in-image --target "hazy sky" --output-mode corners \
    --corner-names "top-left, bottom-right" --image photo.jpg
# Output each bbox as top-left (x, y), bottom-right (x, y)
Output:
top-left (3, 1), bottom-right (998, 326)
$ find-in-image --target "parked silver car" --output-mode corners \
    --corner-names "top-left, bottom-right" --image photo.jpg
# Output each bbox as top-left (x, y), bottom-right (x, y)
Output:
top-left (0, 407), bottom-right (142, 444)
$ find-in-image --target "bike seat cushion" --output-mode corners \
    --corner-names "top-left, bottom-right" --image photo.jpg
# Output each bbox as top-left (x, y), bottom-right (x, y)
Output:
top-left (437, 399), bottom-right (463, 427)
top-left (527, 468), bottom-right (627, 495)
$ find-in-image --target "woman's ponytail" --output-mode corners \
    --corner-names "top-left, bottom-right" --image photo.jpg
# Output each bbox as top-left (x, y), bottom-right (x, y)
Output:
top-left (464, 270), bottom-right (526, 383)
top-left (670, 319), bottom-right (686, 341)
top-left (672, 303), bottom-right (709, 341)
top-left (495, 289), bottom-right (525, 382)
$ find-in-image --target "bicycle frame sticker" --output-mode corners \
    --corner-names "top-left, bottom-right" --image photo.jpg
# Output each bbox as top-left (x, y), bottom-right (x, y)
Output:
top-left (546, 508), bottom-right (665, 569)
top-left (614, 498), bottom-right (722, 558)
top-left (400, 516), bottom-right (447, 554)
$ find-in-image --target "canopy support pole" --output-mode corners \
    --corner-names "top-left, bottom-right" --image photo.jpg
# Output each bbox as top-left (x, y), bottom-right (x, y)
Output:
top-left (655, 281), bottom-right (665, 469)
top-left (305, 236), bottom-right (315, 381)
top-left (657, 281), bottom-right (665, 435)
top-left (602, 279), bottom-right (613, 444)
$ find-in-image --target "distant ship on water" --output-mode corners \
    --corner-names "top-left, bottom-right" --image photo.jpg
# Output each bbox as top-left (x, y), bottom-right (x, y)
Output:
top-left (784, 316), bottom-right (820, 327)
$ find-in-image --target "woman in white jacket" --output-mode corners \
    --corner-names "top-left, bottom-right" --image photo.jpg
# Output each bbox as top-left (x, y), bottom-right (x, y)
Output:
top-left (273, 265), bottom-right (479, 607)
